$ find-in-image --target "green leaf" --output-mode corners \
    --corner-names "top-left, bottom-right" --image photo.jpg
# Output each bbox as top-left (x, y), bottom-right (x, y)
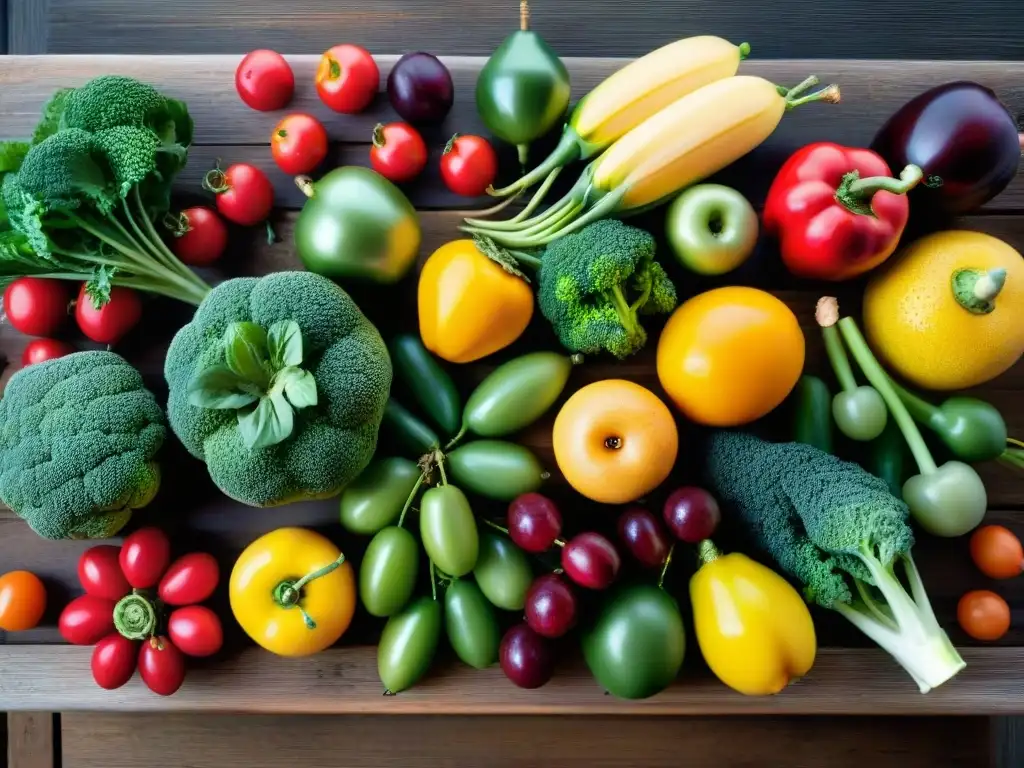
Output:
top-left (268, 320), bottom-right (302, 369)
top-left (224, 321), bottom-right (271, 389)
top-left (237, 391), bottom-right (295, 450)
top-left (280, 367), bottom-right (318, 410)
top-left (84, 265), bottom-right (116, 309)
top-left (0, 142), bottom-right (30, 175)
top-left (32, 88), bottom-right (72, 146)
top-left (187, 365), bottom-right (261, 410)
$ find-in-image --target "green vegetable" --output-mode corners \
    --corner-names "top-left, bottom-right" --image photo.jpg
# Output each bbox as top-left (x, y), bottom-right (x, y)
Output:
top-left (377, 595), bottom-right (442, 694)
top-left (665, 183), bottom-right (759, 276)
top-left (339, 457), bottom-right (422, 535)
top-left (0, 76), bottom-right (210, 306)
top-left (445, 579), bottom-right (501, 669)
top-left (704, 430), bottom-right (966, 693)
top-left (509, 220), bottom-right (677, 359)
top-left (475, 0), bottom-right (571, 168)
top-left (360, 526), bottom-right (420, 617)
top-left (164, 271), bottom-right (392, 508)
top-left (446, 440), bottom-right (547, 501)
top-left (0, 351), bottom-right (165, 539)
top-left (294, 168), bottom-right (421, 284)
top-left (791, 374), bottom-right (833, 454)
top-left (390, 334), bottom-right (461, 438)
top-left (381, 399), bottom-right (441, 457)
top-left (819, 306), bottom-right (887, 442)
top-left (459, 350), bottom-right (581, 442)
top-left (869, 419), bottom-right (908, 498)
top-left (582, 584), bottom-right (686, 700)
top-left (420, 483), bottom-right (479, 577)
top-left (473, 531), bottom-right (533, 611)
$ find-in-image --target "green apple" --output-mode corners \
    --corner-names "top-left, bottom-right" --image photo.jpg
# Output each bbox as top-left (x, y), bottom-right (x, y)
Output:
top-left (666, 184), bottom-right (759, 275)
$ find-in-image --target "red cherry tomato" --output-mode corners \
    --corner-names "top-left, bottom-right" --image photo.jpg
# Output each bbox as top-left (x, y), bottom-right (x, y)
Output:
top-left (22, 338), bottom-right (75, 367)
top-left (4, 277), bottom-right (70, 337)
top-left (91, 634), bottom-right (138, 690)
top-left (78, 545), bottom-right (131, 602)
top-left (168, 606), bottom-right (223, 658)
top-left (440, 134), bottom-right (499, 197)
top-left (169, 207), bottom-right (228, 267)
top-left (369, 122), bottom-right (427, 183)
top-left (235, 50), bottom-right (294, 112)
top-left (271, 114), bottom-right (329, 175)
top-left (316, 44), bottom-right (380, 114)
top-left (205, 163), bottom-right (274, 227)
top-left (59, 594), bottom-right (116, 645)
top-left (138, 636), bottom-right (186, 696)
top-left (119, 528), bottom-right (171, 589)
top-left (158, 553), bottom-right (219, 607)
top-left (75, 285), bottom-right (141, 344)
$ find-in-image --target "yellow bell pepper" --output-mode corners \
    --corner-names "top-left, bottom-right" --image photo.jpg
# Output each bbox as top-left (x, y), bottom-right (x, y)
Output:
top-left (690, 539), bottom-right (816, 696)
top-left (230, 527), bottom-right (356, 657)
top-left (418, 239), bottom-right (534, 363)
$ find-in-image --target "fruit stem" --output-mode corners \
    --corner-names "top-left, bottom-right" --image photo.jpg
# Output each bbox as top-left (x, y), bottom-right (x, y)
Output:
top-left (435, 450), bottom-right (448, 485)
top-left (294, 175), bottom-right (316, 199)
top-left (482, 518), bottom-right (511, 536)
top-left (817, 298), bottom-right (857, 394)
top-left (739, 41), bottom-right (751, 59)
top-left (697, 539), bottom-right (721, 566)
top-left (430, 561), bottom-right (438, 601)
top-left (372, 123), bottom-right (386, 149)
top-left (658, 542), bottom-right (676, 588)
top-left (953, 267), bottom-right (1007, 314)
top-left (843, 164), bottom-right (923, 201)
top-left (272, 552), bottom-right (347, 630)
top-left (445, 423), bottom-right (468, 451)
top-left (397, 472), bottom-right (427, 528)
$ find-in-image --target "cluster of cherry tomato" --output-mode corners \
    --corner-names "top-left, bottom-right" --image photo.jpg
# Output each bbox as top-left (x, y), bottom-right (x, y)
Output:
top-left (957, 525), bottom-right (1023, 642)
top-left (235, 46), bottom-right (499, 197)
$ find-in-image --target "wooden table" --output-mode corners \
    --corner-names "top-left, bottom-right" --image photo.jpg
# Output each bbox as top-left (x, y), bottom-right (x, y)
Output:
top-left (0, 52), bottom-right (1022, 768)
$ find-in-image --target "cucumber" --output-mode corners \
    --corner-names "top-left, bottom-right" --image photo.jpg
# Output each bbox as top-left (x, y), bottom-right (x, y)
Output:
top-left (389, 334), bottom-right (462, 438)
top-left (868, 419), bottom-right (907, 498)
top-left (792, 374), bottom-right (833, 454)
top-left (381, 398), bottom-right (441, 458)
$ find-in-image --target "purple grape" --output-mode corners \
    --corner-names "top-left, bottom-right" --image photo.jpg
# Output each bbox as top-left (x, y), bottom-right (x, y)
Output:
top-left (508, 493), bottom-right (562, 553)
top-left (561, 532), bottom-right (620, 590)
top-left (525, 574), bottom-right (577, 638)
top-left (616, 507), bottom-right (671, 568)
top-left (500, 624), bottom-right (554, 689)
top-left (663, 487), bottom-right (721, 544)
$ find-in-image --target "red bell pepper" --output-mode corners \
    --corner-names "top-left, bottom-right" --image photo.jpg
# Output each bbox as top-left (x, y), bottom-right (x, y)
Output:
top-left (763, 142), bottom-right (923, 281)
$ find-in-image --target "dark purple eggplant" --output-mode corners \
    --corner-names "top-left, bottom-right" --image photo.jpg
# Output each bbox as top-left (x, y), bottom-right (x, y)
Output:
top-left (387, 52), bottom-right (454, 124)
top-left (870, 81), bottom-right (1021, 214)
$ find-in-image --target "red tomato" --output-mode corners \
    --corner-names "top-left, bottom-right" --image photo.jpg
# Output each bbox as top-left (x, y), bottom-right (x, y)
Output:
top-left (158, 553), bottom-right (219, 607)
top-left (22, 338), bottom-right (75, 367)
top-left (138, 637), bottom-right (186, 696)
top-left (91, 634), bottom-right (138, 690)
top-left (4, 277), bottom-right (70, 337)
top-left (168, 606), bottom-right (223, 658)
top-left (271, 114), bottom-right (329, 175)
top-left (59, 594), bottom-right (116, 645)
top-left (205, 163), bottom-right (274, 227)
top-left (75, 285), bottom-right (142, 344)
top-left (170, 207), bottom-right (228, 266)
top-left (316, 44), bottom-right (380, 114)
top-left (370, 122), bottom-right (427, 183)
top-left (78, 545), bottom-right (131, 602)
top-left (119, 528), bottom-right (171, 589)
top-left (440, 134), bottom-right (499, 197)
top-left (235, 49), bottom-right (294, 112)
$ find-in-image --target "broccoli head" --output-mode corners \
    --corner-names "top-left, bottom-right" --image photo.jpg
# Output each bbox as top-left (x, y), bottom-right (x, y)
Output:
top-left (16, 128), bottom-right (118, 214)
top-left (536, 220), bottom-right (677, 359)
top-left (165, 271), bottom-right (393, 508)
top-left (0, 351), bottom-right (166, 540)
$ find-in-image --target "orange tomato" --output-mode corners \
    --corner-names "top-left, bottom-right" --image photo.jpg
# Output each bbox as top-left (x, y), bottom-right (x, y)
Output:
top-left (957, 590), bottom-right (1010, 641)
top-left (0, 570), bottom-right (47, 632)
top-left (970, 525), bottom-right (1024, 580)
top-left (656, 286), bottom-right (805, 426)
top-left (552, 379), bottom-right (678, 504)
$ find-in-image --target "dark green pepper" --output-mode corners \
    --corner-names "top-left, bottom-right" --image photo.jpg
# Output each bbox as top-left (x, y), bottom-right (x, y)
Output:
top-left (381, 398), bottom-right (440, 457)
top-left (475, 0), bottom-right (571, 167)
top-left (791, 374), bottom-right (833, 454)
top-left (445, 440), bottom-right (547, 501)
top-left (390, 334), bottom-right (462, 438)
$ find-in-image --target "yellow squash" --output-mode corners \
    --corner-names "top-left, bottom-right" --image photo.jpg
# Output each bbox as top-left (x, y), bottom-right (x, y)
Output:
top-left (690, 540), bottom-right (817, 696)
top-left (418, 239), bottom-right (534, 363)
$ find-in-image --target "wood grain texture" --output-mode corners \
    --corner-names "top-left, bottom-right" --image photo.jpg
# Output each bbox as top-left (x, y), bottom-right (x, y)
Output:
top-left (34, 0), bottom-right (1024, 61)
top-left (6, 0), bottom-right (47, 54)
top-left (0, 57), bottom-right (1023, 210)
top-left (0, 645), bottom-right (1023, 714)
top-left (59, 712), bottom-right (989, 768)
top-left (6, 714), bottom-right (53, 768)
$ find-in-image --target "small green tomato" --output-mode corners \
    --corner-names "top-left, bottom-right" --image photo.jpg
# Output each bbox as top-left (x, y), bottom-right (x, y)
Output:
top-left (666, 184), bottom-right (759, 275)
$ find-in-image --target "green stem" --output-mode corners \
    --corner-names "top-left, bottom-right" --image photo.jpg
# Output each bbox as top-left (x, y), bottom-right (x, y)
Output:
top-left (430, 561), bottom-right (438, 601)
top-left (837, 315), bottom-right (938, 474)
top-left (113, 591), bottom-right (157, 640)
top-left (445, 424), bottom-right (468, 451)
top-left (658, 542), bottom-right (676, 588)
top-left (487, 128), bottom-right (583, 198)
top-left (273, 551), bottom-right (347, 630)
top-left (952, 268), bottom-right (1007, 314)
top-left (845, 164), bottom-right (924, 200)
top-left (696, 539), bottom-right (720, 567)
top-left (780, 76), bottom-right (841, 109)
top-left (437, 454), bottom-right (448, 486)
top-left (397, 472), bottom-right (427, 528)
top-left (507, 249), bottom-right (542, 270)
top-left (822, 325), bottom-right (858, 393)
top-left (886, 377), bottom-right (940, 427)
top-left (606, 283), bottom-right (640, 339)
top-left (481, 518), bottom-right (510, 536)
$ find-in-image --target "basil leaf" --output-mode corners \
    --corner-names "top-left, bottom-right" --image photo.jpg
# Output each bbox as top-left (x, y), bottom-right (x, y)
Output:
top-left (281, 368), bottom-right (318, 410)
top-left (268, 320), bottom-right (303, 370)
top-left (187, 365), bottom-right (261, 410)
top-left (237, 392), bottom-right (295, 450)
top-left (224, 322), bottom-right (271, 388)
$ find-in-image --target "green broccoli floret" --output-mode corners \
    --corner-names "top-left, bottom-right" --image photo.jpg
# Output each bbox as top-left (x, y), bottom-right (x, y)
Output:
top-left (164, 272), bottom-right (393, 508)
top-left (533, 220), bottom-right (677, 359)
top-left (704, 431), bottom-right (965, 694)
top-left (17, 128), bottom-right (118, 213)
top-left (0, 351), bottom-right (166, 540)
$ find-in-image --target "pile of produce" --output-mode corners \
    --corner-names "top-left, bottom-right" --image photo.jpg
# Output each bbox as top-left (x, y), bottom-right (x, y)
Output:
top-left (1, 0), bottom-right (1022, 702)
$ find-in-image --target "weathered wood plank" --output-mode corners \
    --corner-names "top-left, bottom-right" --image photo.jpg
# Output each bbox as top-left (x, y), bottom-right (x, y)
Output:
top-left (2, 644), bottom-right (1023, 714)
top-left (6, 0), bottom-right (47, 54)
top-left (6, 714), bottom-right (53, 768)
top-left (59, 711), bottom-right (989, 768)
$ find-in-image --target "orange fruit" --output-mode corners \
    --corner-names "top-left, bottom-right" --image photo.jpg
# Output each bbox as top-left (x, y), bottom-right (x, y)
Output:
top-left (552, 379), bottom-right (678, 504)
top-left (957, 590), bottom-right (1010, 641)
top-left (0, 570), bottom-right (46, 632)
